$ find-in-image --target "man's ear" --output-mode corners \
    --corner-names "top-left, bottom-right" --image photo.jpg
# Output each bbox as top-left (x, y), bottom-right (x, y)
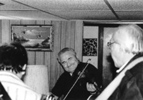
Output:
top-left (57, 58), bottom-right (62, 66)
top-left (22, 64), bottom-right (27, 71)
top-left (19, 64), bottom-right (27, 79)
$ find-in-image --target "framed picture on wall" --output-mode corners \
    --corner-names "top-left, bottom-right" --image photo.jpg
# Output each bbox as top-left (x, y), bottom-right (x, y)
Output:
top-left (11, 25), bottom-right (53, 51)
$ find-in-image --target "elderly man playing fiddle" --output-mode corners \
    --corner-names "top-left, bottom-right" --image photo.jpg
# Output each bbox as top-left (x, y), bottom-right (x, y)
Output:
top-left (51, 47), bottom-right (102, 100)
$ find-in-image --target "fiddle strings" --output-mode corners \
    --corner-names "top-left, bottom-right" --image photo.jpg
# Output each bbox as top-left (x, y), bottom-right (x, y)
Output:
top-left (62, 59), bottom-right (91, 100)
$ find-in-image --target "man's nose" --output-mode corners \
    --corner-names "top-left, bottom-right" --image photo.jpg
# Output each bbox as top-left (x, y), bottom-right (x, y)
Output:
top-left (67, 61), bottom-right (71, 67)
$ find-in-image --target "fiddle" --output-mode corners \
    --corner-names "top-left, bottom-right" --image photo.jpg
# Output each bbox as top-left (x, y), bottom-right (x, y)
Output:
top-left (74, 61), bottom-right (103, 100)
top-left (87, 82), bottom-right (102, 100)
top-left (62, 59), bottom-right (102, 100)
top-left (62, 59), bottom-right (91, 100)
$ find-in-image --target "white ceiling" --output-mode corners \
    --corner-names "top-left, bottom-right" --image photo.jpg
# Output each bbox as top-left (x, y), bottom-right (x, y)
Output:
top-left (0, 0), bottom-right (143, 22)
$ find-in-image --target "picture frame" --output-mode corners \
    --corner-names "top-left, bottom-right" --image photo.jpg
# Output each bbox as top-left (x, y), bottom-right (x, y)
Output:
top-left (82, 38), bottom-right (97, 56)
top-left (11, 25), bottom-right (53, 51)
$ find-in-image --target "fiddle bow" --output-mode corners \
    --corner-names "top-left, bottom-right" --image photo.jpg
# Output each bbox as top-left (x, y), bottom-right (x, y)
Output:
top-left (62, 59), bottom-right (91, 100)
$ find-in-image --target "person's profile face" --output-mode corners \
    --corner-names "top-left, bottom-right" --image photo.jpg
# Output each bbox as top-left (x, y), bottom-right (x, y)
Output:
top-left (59, 51), bottom-right (79, 74)
top-left (110, 31), bottom-right (125, 68)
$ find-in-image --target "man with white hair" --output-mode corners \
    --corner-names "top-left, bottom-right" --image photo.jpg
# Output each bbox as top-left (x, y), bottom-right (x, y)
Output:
top-left (108, 24), bottom-right (143, 100)
top-left (51, 47), bottom-right (102, 100)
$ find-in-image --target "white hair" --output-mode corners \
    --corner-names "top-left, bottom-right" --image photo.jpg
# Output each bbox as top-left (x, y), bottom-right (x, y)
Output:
top-left (117, 24), bottom-right (143, 54)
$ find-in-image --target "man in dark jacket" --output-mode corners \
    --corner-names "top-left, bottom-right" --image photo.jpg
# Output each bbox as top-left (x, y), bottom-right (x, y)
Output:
top-left (51, 47), bottom-right (102, 100)
top-left (106, 24), bottom-right (143, 100)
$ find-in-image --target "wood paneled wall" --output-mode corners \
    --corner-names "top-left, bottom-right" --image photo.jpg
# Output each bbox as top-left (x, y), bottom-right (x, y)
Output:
top-left (0, 20), bottom-right (83, 91)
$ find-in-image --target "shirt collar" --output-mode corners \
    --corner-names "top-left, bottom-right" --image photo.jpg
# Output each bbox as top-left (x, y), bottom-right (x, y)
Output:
top-left (116, 55), bottom-right (136, 73)
top-left (116, 61), bottom-right (129, 73)
top-left (0, 71), bottom-right (20, 80)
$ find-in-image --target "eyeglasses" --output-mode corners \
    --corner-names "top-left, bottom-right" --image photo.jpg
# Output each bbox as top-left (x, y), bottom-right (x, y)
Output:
top-left (107, 41), bottom-right (116, 48)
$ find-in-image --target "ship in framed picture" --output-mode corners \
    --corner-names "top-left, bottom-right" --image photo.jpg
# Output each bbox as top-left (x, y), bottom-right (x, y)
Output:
top-left (11, 25), bottom-right (53, 51)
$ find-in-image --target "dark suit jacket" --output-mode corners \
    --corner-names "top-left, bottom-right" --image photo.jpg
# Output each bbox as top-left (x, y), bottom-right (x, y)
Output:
top-left (109, 53), bottom-right (143, 100)
top-left (52, 62), bottom-right (101, 100)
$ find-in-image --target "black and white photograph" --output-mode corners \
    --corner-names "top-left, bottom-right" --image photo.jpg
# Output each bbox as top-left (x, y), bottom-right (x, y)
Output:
top-left (0, 0), bottom-right (143, 100)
